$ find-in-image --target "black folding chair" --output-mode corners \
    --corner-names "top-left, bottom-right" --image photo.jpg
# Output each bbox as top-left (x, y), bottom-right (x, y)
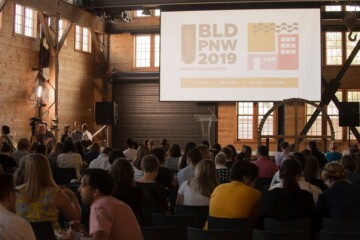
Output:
top-left (322, 218), bottom-right (360, 232)
top-left (55, 167), bottom-right (77, 185)
top-left (141, 226), bottom-right (176, 240)
top-left (187, 227), bottom-right (239, 240)
top-left (30, 221), bottom-right (56, 240)
top-left (319, 230), bottom-right (360, 240)
top-left (253, 229), bottom-right (308, 240)
top-left (175, 204), bottom-right (209, 228)
top-left (207, 216), bottom-right (252, 240)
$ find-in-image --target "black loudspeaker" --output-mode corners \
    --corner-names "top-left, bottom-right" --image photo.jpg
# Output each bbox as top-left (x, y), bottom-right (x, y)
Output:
top-left (339, 102), bottom-right (360, 127)
top-left (95, 102), bottom-right (118, 125)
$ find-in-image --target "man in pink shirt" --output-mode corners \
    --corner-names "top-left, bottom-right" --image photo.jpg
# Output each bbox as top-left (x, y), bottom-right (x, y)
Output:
top-left (77, 169), bottom-right (143, 240)
top-left (253, 145), bottom-right (278, 178)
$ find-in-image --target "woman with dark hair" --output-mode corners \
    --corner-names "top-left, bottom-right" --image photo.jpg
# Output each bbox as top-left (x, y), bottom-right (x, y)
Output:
top-left (257, 159), bottom-right (315, 228)
top-left (178, 142), bottom-right (197, 170)
top-left (111, 158), bottom-right (145, 223)
top-left (340, 155), bottom-right (360, 184)
top-left (74, 141), bottom-right (88, 165)
top-left (316, 162), bottom-right (360, 220)
top-left (304, 156), bottom-right (327, 191)
top-left (152, 147), bottom-right (174, 188)
top-left (85, 142), bottom-right (101, 162)
top-left (165, 144), bottom-right (182, 170)
top-left (227, 144), bottom-right (238, 161)
top-left (11, 138), bottom-right (30, 166)
top-left (209, 161), bottom-right (260, 219)
top-left (48, 143), bottom-right (63, 173)
top-left (57, 140), bottom-right (82, 179)
top-left (241, 145), bottom-right (253, 162)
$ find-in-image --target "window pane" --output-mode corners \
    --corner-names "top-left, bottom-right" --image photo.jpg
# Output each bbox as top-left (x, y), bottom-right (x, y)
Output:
top-left (259, 102), bottom-right (274, 137)
top-left (346, 6), bottom-right (360, 11)
top-left (15, 4), bottom-right (23, 35)
top-left (154, 35), bottom-right (160, 67)
top-left (135, 36), bottom-right (151, 67)
top-left (326, 32), bottom-right (342, 65)
top-left (306, 104), bottom-right (322, 136)
top-left (238, 102), bottom-right (253, 115)
top-left (155, 9), bottom-right (161, 16)
top-left (325, 5), bottom-right (342, 11)
top-left (346, 32), bottom-right (360, 65)
top-left (238, 116), bottom-right (253, 139)
top-left (75, 25), bottom-right (82, 50)
top-left (328, 91), bottom-right (342, 140)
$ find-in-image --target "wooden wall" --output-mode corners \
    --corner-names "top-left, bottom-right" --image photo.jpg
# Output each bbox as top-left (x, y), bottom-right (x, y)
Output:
top-left (0, 0), bottom-right (96, 142)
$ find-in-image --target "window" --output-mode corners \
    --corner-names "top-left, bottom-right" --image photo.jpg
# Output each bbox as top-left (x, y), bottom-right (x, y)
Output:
top-left (237, 102), bottom-right (274, 140)
top-left (325, 5), bottom-right (342, 11)
top-left (135, 9), bottom-right (160, 17)
top-left (306, 104), bottom-right (322, 137)
top-left (325, 32), bottom-right (342, 65)
top-left (75, 25), bottom-right (91, 53)
top-left (0, 11), bottom-right (3, 29)
top-left (14, 4), bottom-right (37, 37)
top-left (327, 91), bottom-right (343, 140)
top-left (135, 34), bottom-right (159, 68)
top-left (346, 32), bottom-right (360, 64)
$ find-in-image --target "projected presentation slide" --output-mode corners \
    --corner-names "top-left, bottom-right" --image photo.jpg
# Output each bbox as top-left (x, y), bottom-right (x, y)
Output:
top-left (160, 9), bottom-right (321, 101)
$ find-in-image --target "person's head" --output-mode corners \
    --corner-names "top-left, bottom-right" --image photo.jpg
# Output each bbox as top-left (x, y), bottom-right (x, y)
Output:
top-left (23, 153), bottom-right (57, 201)
top-left (17, 138), bottom-right (30, 151)
top-left (257, 145), bottom-right (269, 157)
top-left (221, 147), bottom-right (233, 160)
top-left (108, 149), bottom-right (126, 165)
top-left (141, 155), bottom-right (160, 173)
top-left (187, 147), bottom-right (202, 167)
top-left (2, 125), bottom-right (10, 135)
top-left (161, 138), bottom-right (168, 147)
top-left (62, 139), bottom-right (76, 153)
top-left (227, 145), bottom-right (237, 160)
top-left (64, 124), bottom-right (70, 132)
top-left (350, 144), bottom-right (359, 155)
top-left (102, 147), bottom-right (112, 155)
top-left (201, 140), bottom-right (210, 148)
top-left (74, 121), bottom-right (80, 129)
top-left (211, 143), bottom-right (222, 156)
top-left (35, 144), bottom-right (47, 155)
top-left (198, 144), bottom-right (211, 160)
top-left (241, 145), bottom-right (252, 160)
top-left (133, 146), bottom-right (150, 169)
top-left (307, 140), bottom-right (318, 151)
top-left (78, 168), bottom-right (113, 206)
top-left (111, 158), bottom-right (134, 188)
top-left (301, 149), bottom-right (312, 157)
top-left (303, 156), bottom-right (320, 181)
top-left (126, 138), bottom-right (134, 149)
top-left (193, 159), bottom-right (219, 197)
top-left (81, 123), bottom-right (88, 131)
top-left (279, 159), bottom-right (302, 192)
top-left (0, 142), bottom-right (12, 153)
top-left (151, 147), bottom-right (166, 164)
top-left (148, 139), bottom-right (155, 149)
top-left (169, 144), bottom-right (181, 158)
top-left (0, 173), bottom-right (17, 212)
top-left (280, 141), bottom-right (290, 152)
top-left (74, 141), bottom-right (85, 155)
top-left (184, 142), bottom-right (197, 156)
top-left (329, 141), bottom-right (338, 151)
top-left (215, 152), bottom-right (227, 165)
top-left (321, 162), bottom-right (346, 187)
top-left (230, 161), bottom-right (259, 186)
top-left (292, 152), bottom-right (306, 172)
top-left (340, 155), bottom-right (356, 172)
top-left (30, 141), bottom-right (41, 153)
top-left (236, 152), bottom-right (245, 161)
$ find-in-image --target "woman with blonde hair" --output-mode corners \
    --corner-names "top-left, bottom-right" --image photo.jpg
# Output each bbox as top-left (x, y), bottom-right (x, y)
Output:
top-left (132, 145), bottom-right (150, 180)
top-left (177, 159), bottom-right (219, 206)
top-left (16, 153), bottom-right (81, 229)
top-left (316, 162), bottom-right (360, 219)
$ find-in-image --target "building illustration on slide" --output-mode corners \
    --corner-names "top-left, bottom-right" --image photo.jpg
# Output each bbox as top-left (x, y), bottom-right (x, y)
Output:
top-left (247, 22), bottom-right (299, 70)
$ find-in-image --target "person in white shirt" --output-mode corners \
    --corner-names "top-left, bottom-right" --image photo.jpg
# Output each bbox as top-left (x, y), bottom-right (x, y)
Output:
top-left (0, 173), bottom-right (36, 240)
top-left (89, 147), bottom-right (112, 171)
top-left (274, 141), bottom-right (291, 167)
top-left (81, 124), bottom-right (93, 142)
top-left (176, 159), bottom-right (219, 206)
top-left (123, 138), bottom-right (137, 162)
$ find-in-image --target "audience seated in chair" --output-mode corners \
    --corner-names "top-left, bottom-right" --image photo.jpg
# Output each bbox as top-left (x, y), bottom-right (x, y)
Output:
top-left (177, 147), bottom-right (202, 187)
top-left (253, 145), bottom-right (278, 178)
top-left (215, 152), bottom-right (230, 184)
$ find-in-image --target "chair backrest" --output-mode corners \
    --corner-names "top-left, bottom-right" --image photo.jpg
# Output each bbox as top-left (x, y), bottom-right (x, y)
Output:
top-left (151, 213), bottom-right (196, 240)
top-left (207, 216), bottom-right (252, 240)
top-left (141, 226), bottom-right (176, 240)
top-left (187, 227), bottom-right (239, 240)
top-left (175, 205), bottom-right (209, 228)
top-left (255, 178), bottom-right (273, 192)
top-left (322, 218), bottom-right (360, 232)
top-left (55, 167), bottom-right (77, 185)
top-left (253, 229), bottom-right (309, 240)
top-left (30, 221), bottom-right (56, 240)
top-left (264, 218), bottom-right (311, 232)
top-left (319, 230), bottom-right (360, 240)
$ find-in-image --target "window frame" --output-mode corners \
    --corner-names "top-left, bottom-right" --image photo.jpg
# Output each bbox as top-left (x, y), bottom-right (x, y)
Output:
top-left (134, 34), bottom-right (160, 70)
top-left (14, 4), bottom-right (37, 38)
top-left (237, 102), bottom-right (276, 142)
top-left (74, 25), bottom-right (92, 54)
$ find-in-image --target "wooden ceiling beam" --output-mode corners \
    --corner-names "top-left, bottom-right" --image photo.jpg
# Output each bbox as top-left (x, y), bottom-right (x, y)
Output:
top-left (15, 0), bottom-right (105, 33)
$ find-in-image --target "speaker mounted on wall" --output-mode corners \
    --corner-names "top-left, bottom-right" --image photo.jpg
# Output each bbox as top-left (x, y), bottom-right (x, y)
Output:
top-left (95, 102), bottom-right (118, 125)
top-left (339, 102), bottom-right (360, 127)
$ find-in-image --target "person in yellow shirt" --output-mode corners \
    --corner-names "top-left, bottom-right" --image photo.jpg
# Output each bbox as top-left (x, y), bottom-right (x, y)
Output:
top-left (209, 161), bottom-right (261, 219)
